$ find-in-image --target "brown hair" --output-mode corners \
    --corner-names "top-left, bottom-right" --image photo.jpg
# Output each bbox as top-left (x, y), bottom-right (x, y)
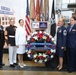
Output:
top-left (71, 17), bottom-right (76, 21)
top-left (18, 19), bottom-right (23, 23)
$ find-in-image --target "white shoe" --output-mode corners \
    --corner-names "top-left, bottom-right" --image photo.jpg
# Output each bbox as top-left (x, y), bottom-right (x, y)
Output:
top-left (18, 63), bottom-right (24, 68)
top-left (23, 64), bottom-right (26, 67)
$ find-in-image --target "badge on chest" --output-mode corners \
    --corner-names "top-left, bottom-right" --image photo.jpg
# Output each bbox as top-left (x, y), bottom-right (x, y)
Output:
top-left (59, 29), bottom-right (62, 33)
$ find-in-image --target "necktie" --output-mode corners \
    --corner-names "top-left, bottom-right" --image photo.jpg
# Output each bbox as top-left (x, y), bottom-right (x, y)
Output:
top-left (69, 26), bottom-right (72, 32)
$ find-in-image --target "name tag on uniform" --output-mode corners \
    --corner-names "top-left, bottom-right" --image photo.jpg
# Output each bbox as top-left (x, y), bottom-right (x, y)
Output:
top-left (72, 29), bottom-right (76, 32)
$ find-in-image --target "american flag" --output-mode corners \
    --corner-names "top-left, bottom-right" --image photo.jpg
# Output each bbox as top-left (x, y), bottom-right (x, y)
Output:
top-left (25, 0), bottom-right (32, 38)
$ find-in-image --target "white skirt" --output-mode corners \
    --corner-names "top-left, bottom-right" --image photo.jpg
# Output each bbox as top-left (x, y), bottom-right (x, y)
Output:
top-left (17, 45), bottom-right (25, 54)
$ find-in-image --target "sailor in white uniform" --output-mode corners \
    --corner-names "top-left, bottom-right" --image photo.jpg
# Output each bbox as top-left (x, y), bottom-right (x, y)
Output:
top-left (15, 19), bottom-right (26, 68)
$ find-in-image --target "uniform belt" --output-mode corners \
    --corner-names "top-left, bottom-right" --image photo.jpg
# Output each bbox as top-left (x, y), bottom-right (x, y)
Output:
top-left (9, 35), bottom-right (15, 38)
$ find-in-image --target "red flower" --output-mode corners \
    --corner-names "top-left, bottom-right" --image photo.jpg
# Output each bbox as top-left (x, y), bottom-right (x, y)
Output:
top-left (46, 36), bottom-right (50, 42)
top-left (31, 38), bottom-right (35, 42)
top-left (39, 56), bottom-right (43, 59)
top-left (38, 33), bottom-right (43, 39)
top-left (47, 50), bottom-right (51, 55)
top-left (46, 39), bottom-right (50, 42)
top-left (30, 51), bottom-right (34, 54)
top-left (47, 36), bottom-right (50, 39)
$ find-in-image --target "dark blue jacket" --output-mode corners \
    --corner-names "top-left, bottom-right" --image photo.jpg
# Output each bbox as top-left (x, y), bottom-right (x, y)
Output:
top-left (0, 25), bottom-right (5, 46)
top-left (57, 26), bottom-right (67, 48)
top-left (67, 24), bottom-right (76, 48)
top-left (6, 25), bottom-right (17, 46)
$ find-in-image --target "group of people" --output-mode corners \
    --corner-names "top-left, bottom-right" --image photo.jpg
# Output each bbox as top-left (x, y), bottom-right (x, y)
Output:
top-left (0, 17), bottom-right (76, 73)
top-left (56, 17), bottom-right (76, 73)
top-left (0, 18), bottom-right (26, 68)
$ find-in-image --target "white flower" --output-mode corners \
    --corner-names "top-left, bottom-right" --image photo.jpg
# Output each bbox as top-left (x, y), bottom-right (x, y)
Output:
top-left (34, 60), bottom-right (37, 62)
top-left (43, 53), bottom-right (47, 58)
top-left (33, 36), bottom-right (38, 40)
top-left (49, 35), bottom-right (52, 38)
top-left (53, 49), bottom-right (56, 53)
top-left (25, 42), bottom-right (27, 44)
top-left (39, 31), bottom-right (42, 34)
top-left (38, 60), bottom-right (43, 63)
top-left (51, 38), bottom-right (55, 41)
top-left (28, 54), bottom-right (30, 57)
top-left (51, 49), bottom-right (56, 53)
top-left (25, 50), bottom-right (28, 53)
top-left (54, 41), bottom-right (56, 45)
top-left (43, 35), bottom-right (47, 40)
top-left (46, 33), bottom-right (49, 35)
top-left (31, 32), bottom-right (37, 35)
top-left (51, 49), bottom-right (54, 53)
top-left (51, 55), bottom-right (54, 58)
top-left (34, 32), bottom-right (37, 34)
top-left (33, 54), bottom-right (37, 58)
top-left (27, 36), bottom-right (31, 40)
top-left (39, 53), bottom-right (42, 56)
top-left (28, 50), bottom-right (31, 53)
top-left (44, 31), bottom-right (47, 34)
top-left (44, 59), bottom-right (47, 62)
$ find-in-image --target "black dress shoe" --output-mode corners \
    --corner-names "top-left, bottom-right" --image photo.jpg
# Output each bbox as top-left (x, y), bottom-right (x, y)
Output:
top-left (10, 64), bottom-right (15, 68)
top-left (13, 63), bottom-right (18, 66)
top-left (67, 70), bottom-right (73, 73)
top-left (0, 65), bottom-right (2, 68)
top-left (1, 63), bottom-right (5, 66)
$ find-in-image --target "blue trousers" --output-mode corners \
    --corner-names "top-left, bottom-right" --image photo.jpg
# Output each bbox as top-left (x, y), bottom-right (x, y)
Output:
top-left (0, 46), bottom-right (3, 65)
top-left (67, 48), bottom-right (76, 71)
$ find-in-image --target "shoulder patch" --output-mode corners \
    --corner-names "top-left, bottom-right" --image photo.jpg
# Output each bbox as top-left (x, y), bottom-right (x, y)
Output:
top-left (63, 30), bottom-right (67, 36)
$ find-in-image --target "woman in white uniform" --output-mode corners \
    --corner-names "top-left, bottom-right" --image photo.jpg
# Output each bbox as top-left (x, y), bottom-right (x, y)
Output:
top-left (15, 19), bottom-right (26, 68)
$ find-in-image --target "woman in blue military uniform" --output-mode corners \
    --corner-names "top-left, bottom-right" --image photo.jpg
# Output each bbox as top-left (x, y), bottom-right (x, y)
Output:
top-left (66, 17), bottom-right (76, 73)
top-left (56, 18), bottom-right (67, 70)
top-left (0, 19), bottom-right (5, 68)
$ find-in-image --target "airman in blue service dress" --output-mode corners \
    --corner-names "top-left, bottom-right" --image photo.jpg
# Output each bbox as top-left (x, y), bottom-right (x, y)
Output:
top-left (0, 25), bottom-right (5, 68)
top-left (56, 26), bottom-right (67, 57)
top-left (67, 24), bottom-right (76, 72)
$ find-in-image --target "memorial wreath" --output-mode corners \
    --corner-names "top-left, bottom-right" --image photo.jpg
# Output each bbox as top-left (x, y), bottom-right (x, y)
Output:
top-left (25, 31), bottom-right (56, 63)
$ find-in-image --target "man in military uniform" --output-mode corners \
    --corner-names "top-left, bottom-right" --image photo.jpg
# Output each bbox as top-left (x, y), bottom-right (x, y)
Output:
top-left (56, 18), bottom-right (67, 70)
top-left (5, 19), bottom-right (17, 67)
top-left (0, 19), bottom-right (5, 68)
top-left (67, 17), bottom-right (76, 73)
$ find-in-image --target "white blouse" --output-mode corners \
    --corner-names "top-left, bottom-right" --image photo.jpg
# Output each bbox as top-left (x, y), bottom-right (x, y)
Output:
top-left (15, 26), bottom-right (26, 45)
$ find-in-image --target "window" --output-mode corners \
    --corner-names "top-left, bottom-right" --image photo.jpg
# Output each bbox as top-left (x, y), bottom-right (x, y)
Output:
top-left (70, 0), bottom-right (75, 3)
top-left (62, 0), bottom-right (69, 3)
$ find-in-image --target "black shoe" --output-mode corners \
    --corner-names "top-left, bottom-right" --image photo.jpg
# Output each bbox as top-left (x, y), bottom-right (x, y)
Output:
top-left (13, 63), bottom-right (18, 66)
top-left (67, 70), bottom-right (73, 73)
top-left (67, 69), bottom-right (75, 73)
top-left (10, 64), bottom-right (15, 68)
top-left (0, 65), bottom-right (2, 68)
top-left (1, 63), bottom-right (5, 66)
